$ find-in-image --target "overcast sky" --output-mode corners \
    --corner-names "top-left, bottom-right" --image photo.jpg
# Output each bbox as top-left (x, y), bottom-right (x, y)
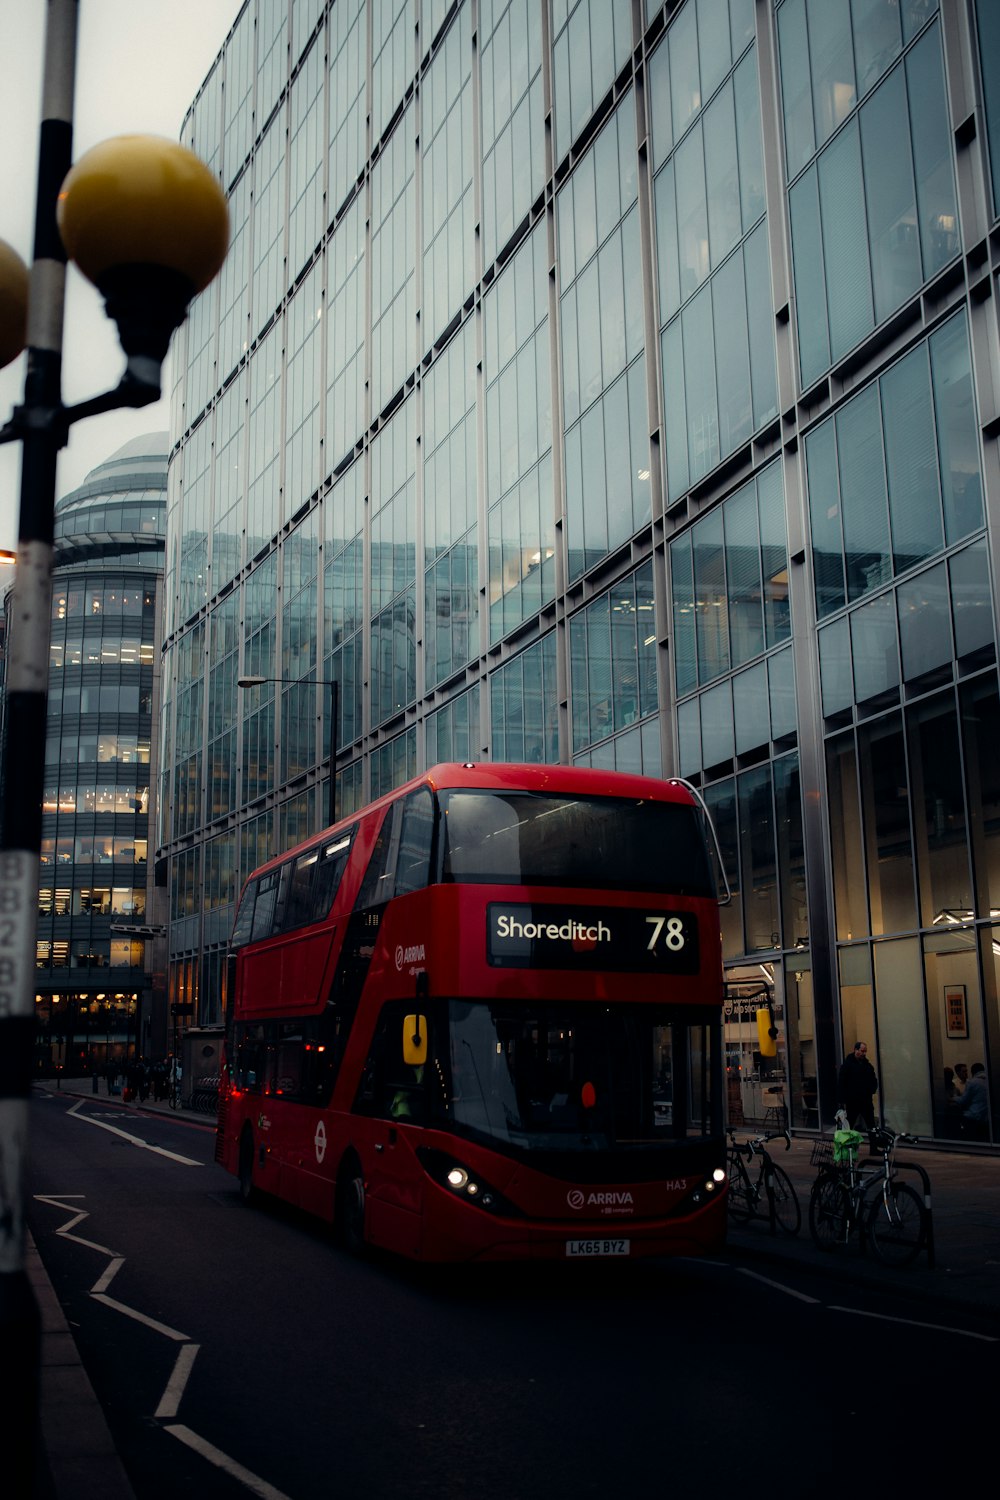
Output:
top-left (0, 0), bottom-right (240, 551)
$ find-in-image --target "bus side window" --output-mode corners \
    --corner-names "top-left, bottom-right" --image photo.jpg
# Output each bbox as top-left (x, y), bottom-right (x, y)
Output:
top-left (235, 1023), bottom-right (267, 1092)
top-left (274, 1023), bottom-right (303, 1099)
top-left (283, 851), bottom-right (319, 932)
top-left (250, 870), bottom-right (279, 941)
top-left (310, 830), bottom-right (354, 922)
top-left (231, 880), bottom-right (257, 947)
top-left (395, 789), bottom-right (435, 896)
top-left (355, 1003), bottom-right (426, 1124)
top-left (355, 803), bottom-right (402, 910)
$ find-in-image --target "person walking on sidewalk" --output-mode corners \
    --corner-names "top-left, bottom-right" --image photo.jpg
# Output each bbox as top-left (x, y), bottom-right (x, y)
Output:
top-left (837, 1040), bottom-right (879, 1132)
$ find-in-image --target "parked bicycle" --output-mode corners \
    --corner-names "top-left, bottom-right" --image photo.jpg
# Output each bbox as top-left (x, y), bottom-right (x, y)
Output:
top-left (726, 1127), bottom-right (801, 1235)
top-left (808, 1123), bottom-right (926, 1266)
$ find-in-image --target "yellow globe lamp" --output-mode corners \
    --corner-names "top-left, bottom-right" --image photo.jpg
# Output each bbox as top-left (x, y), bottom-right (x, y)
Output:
top-left (0, 238), bottom-right (29, 371)
top-left (57, 135), bottom-right (229, 364)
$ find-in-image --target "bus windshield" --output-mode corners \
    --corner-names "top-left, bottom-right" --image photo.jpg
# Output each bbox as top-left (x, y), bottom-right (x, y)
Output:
top-left (428, 1000), bottom-right (718, 1153)
top-left (438, 790), bottom-right (714, 895)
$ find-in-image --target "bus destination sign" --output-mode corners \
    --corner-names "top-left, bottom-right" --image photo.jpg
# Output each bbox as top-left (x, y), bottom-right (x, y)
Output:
top-left (487, 903), bottom-right (700, 973)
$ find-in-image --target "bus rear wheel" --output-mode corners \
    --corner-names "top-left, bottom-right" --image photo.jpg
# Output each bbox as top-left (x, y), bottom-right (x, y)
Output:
top-left (238, 1128), bottom-right (258, 1205)
top-left (335, 1156), bottom-right (366, 1255)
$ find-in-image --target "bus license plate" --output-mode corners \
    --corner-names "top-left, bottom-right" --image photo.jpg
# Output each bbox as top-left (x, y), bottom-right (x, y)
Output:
top-left (565, 1238), bottom-right (630, 1257)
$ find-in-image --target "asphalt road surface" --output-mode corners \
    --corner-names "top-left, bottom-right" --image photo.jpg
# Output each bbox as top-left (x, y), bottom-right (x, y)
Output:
top-left (27, 1090), bottom-right (996, 1500)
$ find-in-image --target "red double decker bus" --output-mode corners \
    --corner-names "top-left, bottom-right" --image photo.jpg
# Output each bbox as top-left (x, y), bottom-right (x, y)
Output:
top-left (216, 762), bottom-right (727, 1262)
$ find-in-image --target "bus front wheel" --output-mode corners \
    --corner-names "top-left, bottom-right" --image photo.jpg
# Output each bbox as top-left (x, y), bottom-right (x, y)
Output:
top-left (335, 1156), bottom-right (366, 1255)
top-left (238, 1128), bottom-right (258, 1205)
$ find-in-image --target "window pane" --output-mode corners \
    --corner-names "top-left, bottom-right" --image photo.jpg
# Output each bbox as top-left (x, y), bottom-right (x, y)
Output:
top-left (837, 385), bottom-right (890, 602)
top-left (693, 509), bottom-right (729, 683)
top-left (758, 461), bottom-right (790, 647)
top-left (818, 121), bottom-right (872, 363)
top-left (768, 646), bottom-right (796, 741)
top-left (827, 730), bottom-right (869, 940)
top-left (744, 221), bottom-right (778, 430)
top-left (860, 65), bottom-right (920, 322)
top-left (962, 676), bottom-right (1000, 916)
top-left (851, 0), bottom-right (902, 97)
top-left (777, 0), bottom-right (815, 180)
top-left (950, 541), bottom-right (994, 662)
top-left (789, 168), bottom-right (830, 387)
top-left (683, 285), bottom-right (719, 484)
top-left (907, 23), bottom-right (959, 283)
top-left (675, 126), bottom-right (709, 303)
top-left (738, 765), bottom-right (779, 951)
top-left (819, 617), bottom-right (852, 717)
top-left (671, 534), bottom-right (698, 695)
top-left (807, 0), bottom-right (856, 145)
top-left (859, 713), bottom-right (917, 934)
top-left (713, 251), bottom-right (752, 457)
top-left (734, 48), bottom-right (765, 227)
top-left (881, 344), bottom-right (943, 571)
top-left (806, 418), bottom-right (846, 617)
top-left (907, 696), bottom-right (970, 927)
top-left (701, 679), bottom-right (734, 767)
top-left (930, 314), bottom-right (983, 544)
top-left (733, 661), bottom-right (770, 754)
top-left (724, 481), bottom-right (764, 667)
top-left (851, 592), bottom-right (899, 704)
top-left (897, 561), bottom-right (951, 683)
top-left (704, 85), bottom-right (741, 268)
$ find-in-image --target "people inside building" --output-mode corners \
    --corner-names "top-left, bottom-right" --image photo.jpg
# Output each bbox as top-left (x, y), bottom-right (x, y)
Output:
top-left (837, 1040), bottom-right (879, 1133)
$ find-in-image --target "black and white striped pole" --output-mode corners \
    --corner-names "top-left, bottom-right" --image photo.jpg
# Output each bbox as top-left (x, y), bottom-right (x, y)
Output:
top-left (0, 3), bottom-right (228, 1483)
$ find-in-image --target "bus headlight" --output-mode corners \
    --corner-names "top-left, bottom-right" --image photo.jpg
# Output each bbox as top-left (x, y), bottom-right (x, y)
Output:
top-left (417, 1147), bottom-right (521, 1217)
top-left (712, 1168), bottom-right (726, 1182)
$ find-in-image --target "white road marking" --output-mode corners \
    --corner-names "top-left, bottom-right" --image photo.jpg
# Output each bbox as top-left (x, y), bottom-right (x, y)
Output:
top-left (91, 1257), bottom-right (125, 1295)
top-left (91, 1293), bottom-right (190, 1341)
top-left (829, 1305), bottom-right (998, 1341)
top-left (35, 1189), bottom-right (293, 1497)
top-left (164, 1425), bottom-right (296, 1500)
top-left (155, 1344), bottom-right (201, 1419)
top-left (66, 1098), bottom-right (202, 1165)
top-left (738, 1268), bottom-right (820, 1304)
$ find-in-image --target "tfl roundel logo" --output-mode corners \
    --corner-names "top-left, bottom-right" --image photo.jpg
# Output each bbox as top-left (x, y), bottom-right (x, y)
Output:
top-left (567, 1189), bottom-right (585, 1210)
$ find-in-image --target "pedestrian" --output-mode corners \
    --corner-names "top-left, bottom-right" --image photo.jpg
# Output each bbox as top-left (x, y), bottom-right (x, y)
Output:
top-left (837, 1040), bottom-right (878, 1132)
top-left (957, 1063), bottom-right (989, 1142)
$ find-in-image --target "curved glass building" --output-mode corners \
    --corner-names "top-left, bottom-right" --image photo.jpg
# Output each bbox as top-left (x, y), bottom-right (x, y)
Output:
top-left (161, 0), bottom-right (1000, 1145)
top-left (27, 433), bottom-right (167, 1077)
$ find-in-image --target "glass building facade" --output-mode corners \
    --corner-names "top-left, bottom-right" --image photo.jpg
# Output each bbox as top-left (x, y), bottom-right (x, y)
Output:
top-left (7, 435), bottom-right (168, 1077)
top-left (162, 0), bottom-right (1000, 1145)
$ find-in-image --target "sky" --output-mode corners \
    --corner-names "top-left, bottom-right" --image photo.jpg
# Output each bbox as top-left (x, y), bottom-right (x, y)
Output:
top-left (0, 0), bottom-right (241, 551)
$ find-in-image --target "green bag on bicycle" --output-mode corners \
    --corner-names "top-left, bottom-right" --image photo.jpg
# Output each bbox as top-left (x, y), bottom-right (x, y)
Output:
top-left (833, 1128), bottom-right (864, 1165)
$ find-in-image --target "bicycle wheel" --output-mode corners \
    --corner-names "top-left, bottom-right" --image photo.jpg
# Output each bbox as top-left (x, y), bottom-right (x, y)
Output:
top-left (866, 1181), bottom-right (925, 1267)
top-left (726, 1151), bottom-right (753, 1222)
top-left (766, 1163), bottom-right (801, 1236)
top-left (808, 1173), bottom-right (849, 1251)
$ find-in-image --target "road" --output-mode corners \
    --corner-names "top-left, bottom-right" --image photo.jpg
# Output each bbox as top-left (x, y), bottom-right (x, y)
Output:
top-left (27, 1089), bottom-right (997, 1499)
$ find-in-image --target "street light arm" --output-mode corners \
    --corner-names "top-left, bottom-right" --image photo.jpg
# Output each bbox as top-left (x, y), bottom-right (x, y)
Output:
top-left (0, 361), bottom-right (161, 448)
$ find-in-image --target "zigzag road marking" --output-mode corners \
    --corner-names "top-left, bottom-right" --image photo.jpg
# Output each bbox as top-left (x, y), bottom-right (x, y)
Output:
top-left (33, 1194), bottom-right (288, 1497)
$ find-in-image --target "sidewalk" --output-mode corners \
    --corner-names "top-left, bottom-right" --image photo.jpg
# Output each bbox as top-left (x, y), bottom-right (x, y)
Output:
top-left (724, 1132), bottom-right (1000, 1317)
top-left (27, 1092), bottom-right (1000, 1497)
top-left (29, 1084), bottom-right (212, 1500)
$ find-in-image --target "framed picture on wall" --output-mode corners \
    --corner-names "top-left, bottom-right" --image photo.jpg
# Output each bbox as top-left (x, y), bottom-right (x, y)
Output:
top-left (944, 984), bottom-right (968, 1040)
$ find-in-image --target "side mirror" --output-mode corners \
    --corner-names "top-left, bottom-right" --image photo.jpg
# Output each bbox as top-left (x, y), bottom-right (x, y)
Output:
top-left (756, 1007), bottom-right (778, 1058)
top-left (403, 1015), bottom-right (427, 1067)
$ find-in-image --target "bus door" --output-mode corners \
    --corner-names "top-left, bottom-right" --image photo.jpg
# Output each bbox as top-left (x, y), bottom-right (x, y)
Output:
top-left (353, 1000), bottom-right (428, 1256)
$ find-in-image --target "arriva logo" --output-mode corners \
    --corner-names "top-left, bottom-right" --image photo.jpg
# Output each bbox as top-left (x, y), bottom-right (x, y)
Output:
top-left (566, 1189), bottom-right (634, 1210)
top-left (395, 942), bottom-right (427, 970)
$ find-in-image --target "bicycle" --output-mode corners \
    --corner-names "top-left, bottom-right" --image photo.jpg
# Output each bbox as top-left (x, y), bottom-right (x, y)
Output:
top-left (726, 1127), bottom-right (801, 1235)
top-left (808, 1124), bottom-right (926, 1266)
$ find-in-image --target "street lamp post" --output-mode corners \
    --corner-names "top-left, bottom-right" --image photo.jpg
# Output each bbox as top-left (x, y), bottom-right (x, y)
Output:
top-left (237, 674), bottom-right (341, 829)
top-left (0, 3), bottom-right (229, 1487)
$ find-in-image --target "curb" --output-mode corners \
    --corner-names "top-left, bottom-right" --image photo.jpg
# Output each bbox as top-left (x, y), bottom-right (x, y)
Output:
top-left (27, 1232), bottom-right (136, 1500)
